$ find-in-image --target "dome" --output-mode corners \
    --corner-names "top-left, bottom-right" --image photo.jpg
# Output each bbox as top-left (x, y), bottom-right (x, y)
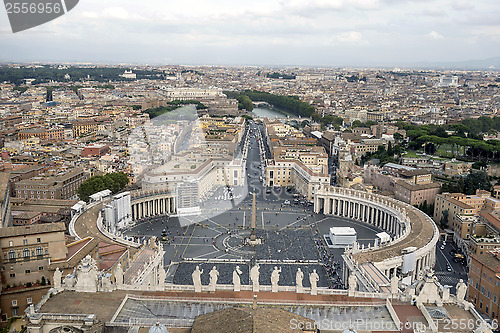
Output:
top-left (149, 322), bottom-right (169, 333)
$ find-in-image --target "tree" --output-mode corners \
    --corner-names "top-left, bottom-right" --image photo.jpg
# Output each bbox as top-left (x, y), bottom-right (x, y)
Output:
top-left (351, 120), bottom-right (363, 128)
top-left (463, 170), bottom-right (491, 195)
top-left (387, 142), bottom-right (394, 156)
top-left (77, 172), bottom-right (129, 202)
top-left (440, 210), bottom-right (449, 229)
top-left (472, 161), bottom-right (487, 170)
top-left (236, 95), bottom-right (254, 111)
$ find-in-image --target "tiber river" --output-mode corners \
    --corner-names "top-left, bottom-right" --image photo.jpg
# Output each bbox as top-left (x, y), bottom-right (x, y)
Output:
top-left (251, 106), bottom-right (291, 119)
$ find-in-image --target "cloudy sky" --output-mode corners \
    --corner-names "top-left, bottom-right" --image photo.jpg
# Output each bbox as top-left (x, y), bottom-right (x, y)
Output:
top-left (1, 0), bottom-right (499, 66)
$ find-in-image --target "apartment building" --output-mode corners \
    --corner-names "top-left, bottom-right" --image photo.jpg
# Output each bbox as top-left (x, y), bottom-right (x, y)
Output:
top-left (14, 167), bottom-right (88, 200)
top-left (264, 120), bottom-right (330, 200)
top-left (72, 120), bottom-right (98, 138)
top-left (444, 161), bottom-right (473, 177)
top-left (363, 164), bottom-right (441, 206)
top-left (468, 249), bottom-right (500, 321)
top-left (434, 191), bottom-right (500, 252)
top-left (18, 127), bottom-right (65, 142)
top-left (0, 222), bottom-right (66, 318)
top-left (0, 173), bottom-right (12, 228)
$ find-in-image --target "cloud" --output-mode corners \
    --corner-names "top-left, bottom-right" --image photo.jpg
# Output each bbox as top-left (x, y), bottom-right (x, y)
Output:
top-left (338, 31), bottom-right (363, 43)
top-left (0, 0), bottom-right (499, 65)
top-left (421, 7), bottom-right (446, 17)
top-left (428, 30), bottom-right (444, 40)
top-left (452, 0), bottom-right (474, 11)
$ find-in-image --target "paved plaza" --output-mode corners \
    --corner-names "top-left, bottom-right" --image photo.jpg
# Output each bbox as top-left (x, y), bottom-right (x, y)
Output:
top-left (125, 122), bottom-right (382, 289)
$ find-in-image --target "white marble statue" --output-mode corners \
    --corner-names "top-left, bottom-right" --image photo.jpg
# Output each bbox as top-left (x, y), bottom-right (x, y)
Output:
top-left (456, 279), bottom-right (467, 302)
top-left (114, 264), bottom-right (124, 286)
top-left (53, 267), bottom-right (62, 290)
top-left (348, 273), bottom-right (357, 294)
top-left (99, 272), bottom-right (114, 292)
top-left (157, 266), bottom-right (166, 286)
top-left (271, 266), bottom-right (281, 292)
top-left (209, 266), bottom-right (219, 292)
top-left (390, 275), bottom-right (399, 294)
top-left (233, 266), bottom-right (242, 291)
top-left (296, 268), bottom-right (304, 293)
top-left (74, 255), bottom-right (99, 293)
top-left (309, 269), bottom-right (319, 295)
top-left (192, 265), bottom-right (203, 292)
top-left (250, 264), bottom-right (260, 292)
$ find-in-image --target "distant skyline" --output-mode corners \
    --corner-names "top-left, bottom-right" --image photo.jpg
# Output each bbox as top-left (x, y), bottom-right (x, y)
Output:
top-left (1, 0), bottom-right (500, 67)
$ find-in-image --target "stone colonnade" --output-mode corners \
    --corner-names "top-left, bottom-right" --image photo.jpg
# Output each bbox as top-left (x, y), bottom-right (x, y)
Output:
top-left (315, 195), bottom-right (403, 238)
top-left (314, 186), bottom-right (438, 288)
top-left (131, 194), bottom-right (176, 220)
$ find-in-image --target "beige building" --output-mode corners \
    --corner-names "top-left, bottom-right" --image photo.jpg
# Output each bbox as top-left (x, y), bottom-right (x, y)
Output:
top-left (263, 119), bottom-right (330, 200)
top-left (364, 164), bottom-right (441, 206)
top-left (14, 167), bottom-right (88, 200)
top-left (0, 173), bottom-right (12, 228)
top-left (469, 249), bottom-right (500, 321)
top-left (0, 223), bottom-right (66, 288)
top-left (266, 159), bottom-right (330, 200)
top-left (434, 191), bottom-right (500, 252)
top-left (444, 161), bottom-right (473, 177)
top-left (434, 193), bottom-right (479, 240)
top-left (394, 180), bottom-right (441, 206)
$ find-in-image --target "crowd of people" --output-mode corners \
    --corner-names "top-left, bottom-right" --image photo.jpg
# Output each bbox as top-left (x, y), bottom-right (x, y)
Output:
top-left (313, 230), bottom-right (345, 289)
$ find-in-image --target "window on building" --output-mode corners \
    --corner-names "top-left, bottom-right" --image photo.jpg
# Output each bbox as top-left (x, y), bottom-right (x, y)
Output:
top-left (25, 269), bottom-right (30, 274)
top-left (23, 239), bottom-right (27, 245)
top-left (37, 238), bottom-right (41, 243)
top-left (8, 250), bottom-right (15, 259)
top-left (27, 298), bottom-right (32, 304)
top-left (23, 249), bottom-right (29, 258)
top-left (8, 241), bottom-right (13, 246)
top-left (38, 266), bottom-right (43, 271)
top-left (36, 247), bottom-right (43, 256)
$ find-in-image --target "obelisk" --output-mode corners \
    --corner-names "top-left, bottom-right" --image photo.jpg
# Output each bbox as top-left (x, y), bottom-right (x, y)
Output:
top-left (251, 192), bottom-right (257, 241)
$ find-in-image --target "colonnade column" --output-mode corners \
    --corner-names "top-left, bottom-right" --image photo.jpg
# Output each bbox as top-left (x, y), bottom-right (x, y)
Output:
top-left (324, 197), bottom-right (331, 215)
